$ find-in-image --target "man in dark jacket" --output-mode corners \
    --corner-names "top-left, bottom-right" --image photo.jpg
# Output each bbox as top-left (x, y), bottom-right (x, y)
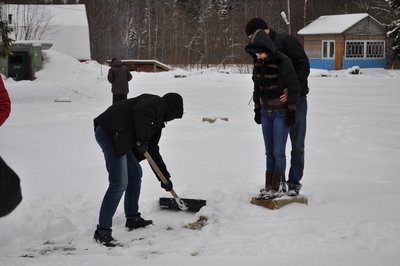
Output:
top-left (246, 18), bottom-right (310, 196)
top-left (93, 93), bottom-right (183, 247)
top-left (107, 58), bottom-right (133, 104)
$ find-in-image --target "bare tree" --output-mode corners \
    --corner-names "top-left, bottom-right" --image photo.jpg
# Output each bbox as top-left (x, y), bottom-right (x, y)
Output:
top-left (6, 5), bottom-right (57, 40)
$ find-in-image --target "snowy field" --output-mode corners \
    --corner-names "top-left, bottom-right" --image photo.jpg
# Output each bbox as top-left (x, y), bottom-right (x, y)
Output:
top-left (1, 50), bottom-right (400, 266)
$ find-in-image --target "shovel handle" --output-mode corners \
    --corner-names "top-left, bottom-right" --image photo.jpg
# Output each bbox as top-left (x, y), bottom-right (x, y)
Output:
top-left (144, 151), bottom-right (178, 197)
top-left (144, 151), bottom-right (188, 210)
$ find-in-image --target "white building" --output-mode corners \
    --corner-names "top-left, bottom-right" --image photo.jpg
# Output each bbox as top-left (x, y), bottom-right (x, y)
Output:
top-left (4, 4), bottom-right (91, 60)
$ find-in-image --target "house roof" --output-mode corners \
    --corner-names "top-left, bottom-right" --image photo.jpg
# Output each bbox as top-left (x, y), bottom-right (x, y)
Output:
top-left (4, 4), bottom-right (88, 26)
top-left (106, 59), bottom-right (172, 72)
top-left (298, 13), bottom-right (382, 35)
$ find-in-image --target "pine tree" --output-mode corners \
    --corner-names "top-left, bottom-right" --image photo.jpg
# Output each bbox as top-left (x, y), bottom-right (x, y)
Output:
top-left (0, 20), bottom-right (14, 58)
top-left (386, 0), bottom-right (400, 66)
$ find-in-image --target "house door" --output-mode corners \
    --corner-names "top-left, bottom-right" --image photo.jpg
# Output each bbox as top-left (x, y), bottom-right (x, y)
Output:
top-left (335, 42), bottom-right (343, 70)
top-left (8, 52), bottom-right (31, 80)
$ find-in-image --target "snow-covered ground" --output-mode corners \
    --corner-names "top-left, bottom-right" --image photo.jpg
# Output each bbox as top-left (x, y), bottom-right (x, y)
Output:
top-left (1, 50), bottom-right (399, 266)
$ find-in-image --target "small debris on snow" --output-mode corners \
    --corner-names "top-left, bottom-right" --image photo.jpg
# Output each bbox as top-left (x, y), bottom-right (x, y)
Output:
top-left (347, 66), bottom-right (362, 75)
top-left (54, 96), bottom-right (72, 102)
top-left (184, 215), bottom-right (208, 230)
top-left (202, 117), bottom-right (229, 123)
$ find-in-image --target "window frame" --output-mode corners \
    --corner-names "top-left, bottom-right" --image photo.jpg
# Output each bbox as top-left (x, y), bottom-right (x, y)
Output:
top-left (322, 40), bottom-right (335, 59)
top-left (345, 40), bottom-right (385, 59)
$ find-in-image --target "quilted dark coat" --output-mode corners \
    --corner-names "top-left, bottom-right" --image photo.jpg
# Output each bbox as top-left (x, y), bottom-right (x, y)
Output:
top-left (245, 30), bottom-right (300, 112)
top-left (94, 93), bottom-right (183, 178)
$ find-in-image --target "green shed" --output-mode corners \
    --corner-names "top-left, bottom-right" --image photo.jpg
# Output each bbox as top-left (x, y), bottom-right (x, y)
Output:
top-left (0, 40), bottom-right (52, 80)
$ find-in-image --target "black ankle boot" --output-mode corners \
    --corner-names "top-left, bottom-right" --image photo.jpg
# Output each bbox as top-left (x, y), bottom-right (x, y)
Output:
top-left (93, 230), bottom-right (118, 247)
top-left (125, 215), bottom-right (153, 230)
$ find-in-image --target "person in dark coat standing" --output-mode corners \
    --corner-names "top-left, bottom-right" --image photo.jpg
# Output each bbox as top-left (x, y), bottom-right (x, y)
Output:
top-left (246, 18), bottom-right (310, 196)
top-left (107, 58), bottom-right (133, 104)
top-left (245, 29), bottom-right (300, 199)
top-left (93, 92), bottom-right (184, 247)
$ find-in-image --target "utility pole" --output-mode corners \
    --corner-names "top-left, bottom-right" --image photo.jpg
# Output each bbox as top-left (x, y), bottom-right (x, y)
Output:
top-left (287, 0), bottom-right (291, 35)
top-left (281, 1), bottom-right (291, 35)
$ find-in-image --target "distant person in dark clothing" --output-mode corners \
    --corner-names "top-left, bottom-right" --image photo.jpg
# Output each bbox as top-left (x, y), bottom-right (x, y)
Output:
top-left (93, 92), bottom-right (184, 247)
top-left (0, 157), bottom-right (22, 217)
top-left (107, 58), bottom-right (133, 104)
top-left (246, 18), bottom-right (310, 196)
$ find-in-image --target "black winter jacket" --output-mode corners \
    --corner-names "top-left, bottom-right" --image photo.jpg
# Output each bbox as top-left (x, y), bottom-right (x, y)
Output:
top-left (107, 59), bottom-right (133, 95)
top-left (245, 30), bottom-right (300, 112)
top-left (0, 157), bottom-right (22, 217)
top-left (94, 93), bottom-right (183, 179)
top-left (269, 29), bottom-right (310, 96)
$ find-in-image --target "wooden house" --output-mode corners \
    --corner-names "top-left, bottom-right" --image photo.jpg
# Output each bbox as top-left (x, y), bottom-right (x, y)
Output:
top-left (297, 13), bottom-right (386, 70)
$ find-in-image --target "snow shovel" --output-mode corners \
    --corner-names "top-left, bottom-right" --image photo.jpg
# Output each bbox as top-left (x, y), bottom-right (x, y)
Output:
top-left (144, 151), bottom-right (206, 212)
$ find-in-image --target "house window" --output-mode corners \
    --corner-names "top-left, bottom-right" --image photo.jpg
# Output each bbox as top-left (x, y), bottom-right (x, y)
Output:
top-left (322, 41), bottom-right (335, 58)
top-left (366, 41), bottom-right (384, 58)
top-left (345, 41), bottom-right (385, 58)
top-left (346, 41), bottom-right (364, 58)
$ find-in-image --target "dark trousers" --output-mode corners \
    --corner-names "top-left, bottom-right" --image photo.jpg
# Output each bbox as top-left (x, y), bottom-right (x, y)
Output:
top-left (288, 96), bottom-right (307, 184)
top-left (95, 126), bottom-right (142, 234)
top-left (112, 94), bottom-right (127, 105)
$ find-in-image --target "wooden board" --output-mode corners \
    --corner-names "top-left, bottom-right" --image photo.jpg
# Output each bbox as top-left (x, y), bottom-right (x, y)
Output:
top-left (250, 195), bottom-right (308, 210)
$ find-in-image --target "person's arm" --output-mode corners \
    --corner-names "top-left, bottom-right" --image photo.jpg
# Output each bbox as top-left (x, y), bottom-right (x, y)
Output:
top-left (107, 68), bottom-right (114, 84)
top-left (133, 99), bottom-right (158, 147)
top-left (283, 37), bottom-right (310, 91)
top-left (281, 57), bottom-right (300, 105)
top-left (147, 134), bottom-right (173, 191)
top-left (280, 54), bottom-right (301, 126)
top-left (0, 77), bottom-right (11, 126)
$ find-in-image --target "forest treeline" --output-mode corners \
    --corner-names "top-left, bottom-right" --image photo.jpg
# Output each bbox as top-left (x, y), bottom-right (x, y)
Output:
top-left (2, 0), bottom-right (397, 65)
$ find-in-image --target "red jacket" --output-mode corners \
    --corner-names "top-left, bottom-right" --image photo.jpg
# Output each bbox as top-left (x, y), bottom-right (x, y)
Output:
top-left (0, 76), bottom-right (11, 126)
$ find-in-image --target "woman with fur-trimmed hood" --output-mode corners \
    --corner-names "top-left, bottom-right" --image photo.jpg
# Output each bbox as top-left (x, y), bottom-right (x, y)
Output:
top-left (245, 29), bottom-right (300, 199)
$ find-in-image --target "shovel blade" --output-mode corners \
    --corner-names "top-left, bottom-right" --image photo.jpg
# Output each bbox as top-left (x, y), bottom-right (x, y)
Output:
top-left (159, 197), bottom-right (206, 212)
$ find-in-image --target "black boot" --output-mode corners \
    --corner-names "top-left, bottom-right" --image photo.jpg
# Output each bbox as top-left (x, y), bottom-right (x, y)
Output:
top-left (287, 182), bottom-right (302, 196)
top-left (258, 171), bottom-right (274, 199)
top-left (93, 230), bottom-right (118, 247)
top-left (265, 170), bottom-right (273, 190)
top-left (271, 172), bottom-right (284, 198)
top-left (281, 174), bottom-right (287, 193)
top-left (125, 215), bottom-right (153, 230)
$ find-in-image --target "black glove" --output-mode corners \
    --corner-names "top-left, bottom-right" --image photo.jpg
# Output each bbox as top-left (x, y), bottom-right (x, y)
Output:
top-left (254, 109), bottom-right (261, 124)
top-left (161, 177), bottom-right (173, 192)
top-left (286, 105), bottom-right (296, 126)
top-left (135, 141), bottom-right (148, 154)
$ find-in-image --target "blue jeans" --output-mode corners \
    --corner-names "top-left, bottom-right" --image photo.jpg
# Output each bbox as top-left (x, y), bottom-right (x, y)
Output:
top-left (288, 96), bottom-right (307, 185)
top-left (95, 126), bottom-right (142, 234)
top-left (261, 110), bottom-right (289, 173)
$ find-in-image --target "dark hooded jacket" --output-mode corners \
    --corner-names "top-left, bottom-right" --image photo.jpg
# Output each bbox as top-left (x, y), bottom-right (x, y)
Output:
top-left (93, 93), bottom-right (183, 178)
top-left (107, 59), bottom-right (133, 95)
top-left (0, 156), bottom-right (22, 217)
top-left (269, 29), bottom-right (310, 96)
top-left (245, 30), bottom-right (300, 112)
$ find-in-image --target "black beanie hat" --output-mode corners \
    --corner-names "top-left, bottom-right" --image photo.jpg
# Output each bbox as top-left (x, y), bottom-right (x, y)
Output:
top-left (245, 18), bottom-right (268, 36)
top-left (162, 93), bottom-right (184, 121)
